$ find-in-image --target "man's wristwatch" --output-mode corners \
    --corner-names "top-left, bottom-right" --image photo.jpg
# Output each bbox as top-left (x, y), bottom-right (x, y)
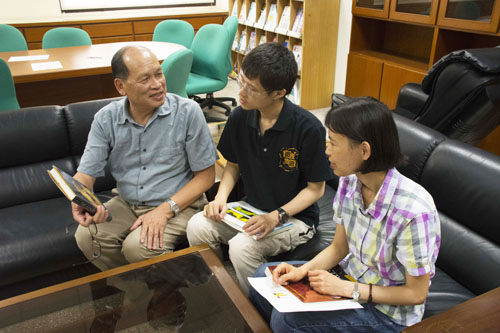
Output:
top-left (277, 207), bottom-right (290, 224)
top-left (352, 282), bottom-right (360, 302)
top-left (166, 198), bottom-right (179, 216)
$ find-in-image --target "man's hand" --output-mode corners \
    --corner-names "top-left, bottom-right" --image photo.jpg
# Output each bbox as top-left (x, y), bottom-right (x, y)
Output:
top-left (130, 205), bottom-right (172, 250)
top-left (243, 211), bottom-right (280, 240)
top-left (72, 203), bottom-right (108, 227)
top-left (272, 262), bottom-right (308, 285)
top-left (308, 270), bottom-right (349, 297)
top-left (203, 198), bottom-right (227, 222)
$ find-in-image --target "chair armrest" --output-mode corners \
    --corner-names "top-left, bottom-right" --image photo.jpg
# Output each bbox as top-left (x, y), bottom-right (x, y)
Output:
top-left (394, 82), bottom-right (429, 120)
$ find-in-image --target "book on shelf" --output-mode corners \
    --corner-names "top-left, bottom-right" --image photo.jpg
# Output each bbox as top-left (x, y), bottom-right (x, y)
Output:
top-left (230, 3), bottom-right (238, 17)
top-left (282, 40), bottom-right (289, 49)
top-left (264, 4), bottom-right (278, 31)
top-left (258, 34), bottom-right (267, 46)
top-left (246, 31), bottom-right (257, 54)
top-left (292, 44), bottom-right (302, 73)
top-left (232, 31), bottom-right (239, 51)
top-left (238, 2), bottom-right (247, 23)
top-left (223, 201), bottom-right (293, 240)
top-left (255, 9), bottom-right (267, 29)
top-left (289, 8), bottom-right (304, 38)
top-left (265, 264), bottom-right (355, 303)
top-left (276, 5), bottom-right (291, 35)
top-left (47, 165), bottom-right (111, 220)
top-left (246, 1), bottom-right (257, 26)
top-left (238, 30), bottom-right (247, 53)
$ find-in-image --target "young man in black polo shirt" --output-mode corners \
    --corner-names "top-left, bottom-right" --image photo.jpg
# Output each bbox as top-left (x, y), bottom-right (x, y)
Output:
top-left (186, 42), bottom-right (332, 294)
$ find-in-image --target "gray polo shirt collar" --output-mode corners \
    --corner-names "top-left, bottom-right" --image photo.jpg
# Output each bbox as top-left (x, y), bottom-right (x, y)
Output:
top-left (117, 96), bottom-right (174, 127)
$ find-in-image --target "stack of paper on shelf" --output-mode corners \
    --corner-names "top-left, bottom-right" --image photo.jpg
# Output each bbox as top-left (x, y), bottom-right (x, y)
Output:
top-left (238, 2), bottom-right (247, 23)
top-left (255, 9), bottom-right (267, 29)
top-left (246, 31), bottom-right (257, 54)
top-left (289, 8), bottom-right (304, 38)
top-left (292, 44), bottom-right (302, 73)
top-left (276, 6), bottom-right (291, 35)
top-left (238, 30), bottom-right (248, 52)
top-left (246, 1), bottom-right (257, 26)
top-left (264, 4), bottom-right (278, 31)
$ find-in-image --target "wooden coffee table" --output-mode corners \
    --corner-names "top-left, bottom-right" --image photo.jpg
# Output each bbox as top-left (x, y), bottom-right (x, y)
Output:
top-left (0, 244), bottom-right (270, 332)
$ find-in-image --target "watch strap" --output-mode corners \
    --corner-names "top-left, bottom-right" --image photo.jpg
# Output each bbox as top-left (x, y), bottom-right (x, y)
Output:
top-left (352, 282), bottom-right (360, 302)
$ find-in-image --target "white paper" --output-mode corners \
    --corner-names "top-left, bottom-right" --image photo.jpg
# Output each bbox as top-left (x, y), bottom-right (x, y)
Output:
top-left (8, 55), bottom-right (50, 62)
top-left (248, 277), bottom-right (363, 312)
top-left (31, 61), bottom-right (63, 71)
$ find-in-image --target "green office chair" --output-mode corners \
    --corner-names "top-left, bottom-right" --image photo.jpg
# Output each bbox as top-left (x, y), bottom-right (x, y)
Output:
top-left (161, 49), bottom-right (193, 98)
top-left (153, 19), bottom-right (195, 49)
top-left (186, 24), bottom-right (231, 118)
top-left (215, 16), bottom-right (239, 108)
top-left (42, 27), bottom-right (92, 49)
top-left (0, 24), bottom-right (28, 52)
top-left (0, 58), bottom-right (20, 111)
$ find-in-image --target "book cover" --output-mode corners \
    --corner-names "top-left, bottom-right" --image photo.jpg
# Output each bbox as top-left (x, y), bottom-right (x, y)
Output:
top-left (264, 4), bottom-right (278, 31)
top-left (255, 9), bottom-right (267, 29)
top-left (276, 5), bottom-right (291, 35)
top-left (238, 30), bottom-right (247, 53)
top-left (246, 1), bottom-right (257, 26)
top-left (289, 8), bottom-right (304, 38)
top-left (292, 44), bottom-right (302, 73)
top-left (47, 165), bottom-right (102, 215)
top-left (238, 2), bottom-right (247, 23)
top-left (223, 201), bottom-right (293, 240)
top-left (265, 264), bottom-right (354, 303)
top-left (246, 31), bottom-right (257, 54)
top-left (232, 31), bottom-right (239, 50)
top-left (231, 3), bottom-right (238, 17)
top-left (258, 34), bottom-right (267, 46)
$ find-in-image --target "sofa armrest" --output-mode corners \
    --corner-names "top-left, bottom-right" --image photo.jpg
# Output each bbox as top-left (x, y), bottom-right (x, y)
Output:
top-left (394, 83), bottom-right (428, 120)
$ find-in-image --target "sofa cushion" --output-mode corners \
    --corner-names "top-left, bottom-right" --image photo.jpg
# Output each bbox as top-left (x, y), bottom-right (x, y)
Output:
top-left (421, 140), bottom-right (500, 295)
top-left (0, 191), bottom-right (115, 288)
top-left (393, 113), bottom-right (446, 183)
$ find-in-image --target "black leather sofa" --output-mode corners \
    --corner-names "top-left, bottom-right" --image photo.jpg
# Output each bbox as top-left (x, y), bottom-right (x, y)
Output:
top-left (1, 98), bottom-right (500, 323)
top-left (274, 112), bottom-right (500, 319)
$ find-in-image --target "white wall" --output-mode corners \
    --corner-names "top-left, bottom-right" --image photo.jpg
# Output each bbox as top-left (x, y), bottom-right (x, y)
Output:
top-left (334, 0), bottom-right (352, 94)
top-left (0, 0), bottom-right (227, 24)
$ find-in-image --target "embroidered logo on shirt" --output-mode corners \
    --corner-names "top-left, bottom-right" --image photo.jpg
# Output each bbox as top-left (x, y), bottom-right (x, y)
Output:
top-left (279, 147), bottom-right (299, 172)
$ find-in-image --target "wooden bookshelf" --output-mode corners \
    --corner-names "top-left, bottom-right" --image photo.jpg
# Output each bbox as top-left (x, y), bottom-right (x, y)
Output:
top-left (228, 0), bottom-right (340, 110)
top-left (346, 0), bottom-right (500, 156)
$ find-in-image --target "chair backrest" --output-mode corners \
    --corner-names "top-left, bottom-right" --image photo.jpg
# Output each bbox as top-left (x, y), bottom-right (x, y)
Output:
top-left (153, 19), bottom-right (195, 49)
top-left (223, 16), bottom-right (238, 74)
top-left (0, 58), bottom-right (20, 111)
top-left (0, 24), bottom-right (28, 52)
top-left (416, 47), bottom-right (500, 145)
top-left (190, 24), bottom-right (229, 83)
top-left (161, 49), bottom-right (193, 98)
top-left (42, 27), bottom-right (92, 49)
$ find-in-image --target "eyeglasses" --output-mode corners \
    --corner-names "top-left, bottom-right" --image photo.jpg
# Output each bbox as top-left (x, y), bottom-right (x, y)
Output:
top-left (89, 222), bottom-right (101, 259)
top-left (236, 75), bottom-right (270, 97)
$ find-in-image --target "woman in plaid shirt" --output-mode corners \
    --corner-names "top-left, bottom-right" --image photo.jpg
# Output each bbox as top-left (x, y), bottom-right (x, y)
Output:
top-left (249, 97), bottom-right (441, 332)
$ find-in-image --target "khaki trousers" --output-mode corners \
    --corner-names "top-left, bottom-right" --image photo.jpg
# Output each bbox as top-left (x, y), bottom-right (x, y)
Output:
top-left (75, 194), bottom-right (206, 271)
top-left (186, 211), bottom-right (315, 294)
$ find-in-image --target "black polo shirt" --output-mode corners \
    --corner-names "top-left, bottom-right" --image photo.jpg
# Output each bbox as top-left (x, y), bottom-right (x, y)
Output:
top-left (218, 98), bottom-right (333, 227)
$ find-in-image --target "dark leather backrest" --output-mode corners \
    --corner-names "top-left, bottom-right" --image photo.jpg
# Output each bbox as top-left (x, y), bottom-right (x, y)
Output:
top-left (393, 113), bottom-right (446, 183)
top-left (64, 97), bottom-right (121, 192)
top-left (420, 140), bottom-right (500, 294)
top-left (0, 106), bottom-right (76, 208)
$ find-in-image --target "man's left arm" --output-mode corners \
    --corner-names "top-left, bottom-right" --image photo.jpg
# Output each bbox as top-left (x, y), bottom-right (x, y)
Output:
top-left (131, 165), bottom-right (215, 249)
top-left (243, 180), bottom-right (325, 239)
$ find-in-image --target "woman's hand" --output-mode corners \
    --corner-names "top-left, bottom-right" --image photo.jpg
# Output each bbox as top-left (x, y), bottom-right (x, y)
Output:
top-left (308, 269), bottom-right (350, 297)
top-left (272, 262), bottom-right (308, 285)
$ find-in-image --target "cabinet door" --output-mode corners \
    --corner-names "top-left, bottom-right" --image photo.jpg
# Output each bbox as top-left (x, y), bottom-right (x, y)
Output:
top-left (389, 0), bottom-right (439, 24)
top-left (345, 53), bottom-right (383, 99)
top-left (352, 0), bottom-right (391, 18)
top-left (437, 0), bottom-right (500, 32)
top-left (379, 62), bottom-right (426, 109)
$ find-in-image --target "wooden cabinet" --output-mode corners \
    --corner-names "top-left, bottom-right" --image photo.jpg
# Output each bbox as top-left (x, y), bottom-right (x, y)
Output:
top-left (13, 13), bottom-right (226, 50)
top-left (346, 0), bottom-right (500, 155)
top-left (228, 0), bottom-right (340, 110)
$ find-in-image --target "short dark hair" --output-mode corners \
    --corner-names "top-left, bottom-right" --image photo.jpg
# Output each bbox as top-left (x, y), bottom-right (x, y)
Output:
top-left (111, 46), bottom-right (133, 80)
top-left (241, 42), bottom-right (297, 95)
top-left (325, 97), bottom-right (406, 174)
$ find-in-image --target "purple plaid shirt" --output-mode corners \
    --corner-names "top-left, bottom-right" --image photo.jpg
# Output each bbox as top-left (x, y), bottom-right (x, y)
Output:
top-left (334, 168), bottom-right (441, 326)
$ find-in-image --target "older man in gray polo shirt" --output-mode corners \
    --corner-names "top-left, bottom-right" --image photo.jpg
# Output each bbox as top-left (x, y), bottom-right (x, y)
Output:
top-left (72, 45), bottom-right (217, 271)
